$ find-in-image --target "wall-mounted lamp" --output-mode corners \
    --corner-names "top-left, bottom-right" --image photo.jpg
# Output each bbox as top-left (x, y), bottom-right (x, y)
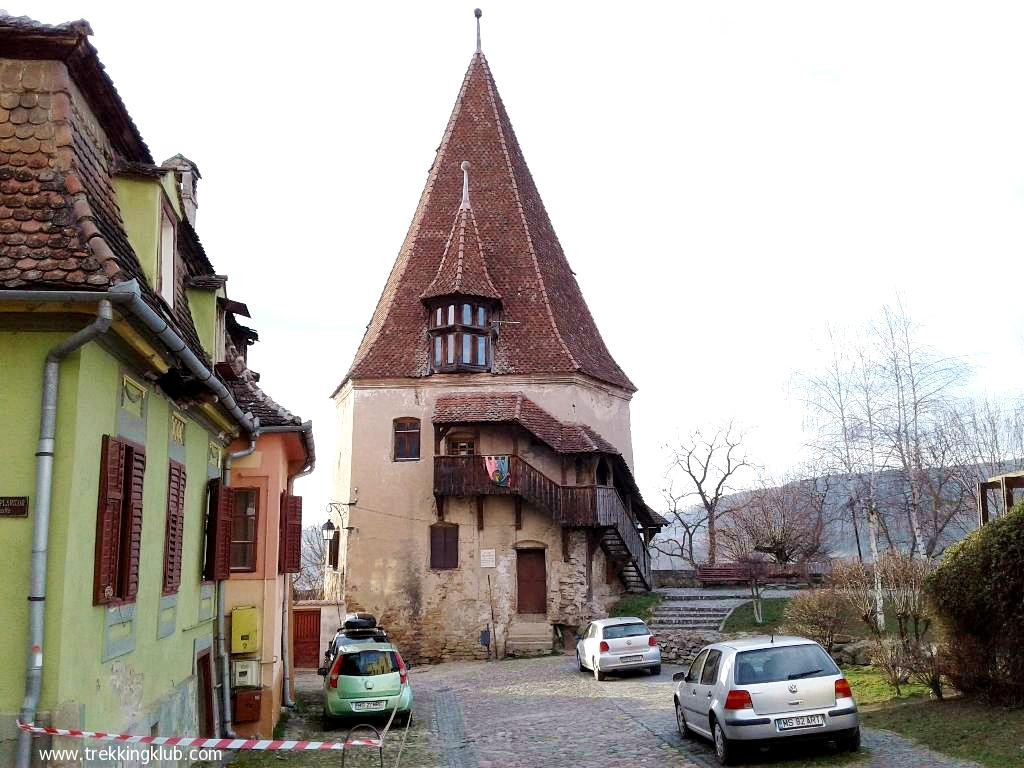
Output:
top-left (321, 520), bottom-right (337, 542)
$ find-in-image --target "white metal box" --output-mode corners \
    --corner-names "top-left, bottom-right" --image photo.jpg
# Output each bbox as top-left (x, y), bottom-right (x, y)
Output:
top-left (231, 659), bottom-right (261, 688)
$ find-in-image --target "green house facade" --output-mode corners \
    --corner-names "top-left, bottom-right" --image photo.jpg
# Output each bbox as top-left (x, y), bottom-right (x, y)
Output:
top-left (0, 13), bottom-right (312, 766)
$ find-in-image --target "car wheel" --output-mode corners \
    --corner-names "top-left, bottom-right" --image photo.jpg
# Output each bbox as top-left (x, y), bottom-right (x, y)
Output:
top-left (713, 719), bottom-right (738, 766)
top-left (396, 711), bottom-right (412, 728)
top-left (321, 711), bottom-right (335, 731)
top-left (592, 659), bottom-right (606, 681)
top-left (840, 726), bottom-right (861, 752)
top-left (675, 700), bottom-right (692, 739)
top-left (650, 664), bottom-right (661, 676)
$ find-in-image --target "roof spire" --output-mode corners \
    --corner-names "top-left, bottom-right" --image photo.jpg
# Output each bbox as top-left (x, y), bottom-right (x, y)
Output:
top-left (474, 8), bottom-right (482, 53)
top-left (460, 160), bottom-right (471, 210)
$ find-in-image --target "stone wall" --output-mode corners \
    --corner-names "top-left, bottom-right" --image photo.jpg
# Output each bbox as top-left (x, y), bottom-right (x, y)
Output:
top-left (657, 631), bottom-right (720, 665)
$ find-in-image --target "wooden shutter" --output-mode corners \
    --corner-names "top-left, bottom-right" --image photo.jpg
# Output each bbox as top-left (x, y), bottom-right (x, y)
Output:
top-left (444, 524), bottom-right (458, 568)
top-left (162, 461), bottom-right (187, 595)
top-left (94, 435), bottom-right (126, 605)
top-left (122, 444), bottom-right (146, 600)
top-left (281, 494), bottom-right (302, 574)
top-left (328, 530), bottom-right (340, 569)
top-left (430, 524), bottom-right (458, 569)
top-left (204, 479), bottom-right (234, 581)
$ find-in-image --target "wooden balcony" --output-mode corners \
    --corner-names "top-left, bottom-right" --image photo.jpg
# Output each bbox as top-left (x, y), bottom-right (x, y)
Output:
top-left (434, 454), bottom-right (651, 589)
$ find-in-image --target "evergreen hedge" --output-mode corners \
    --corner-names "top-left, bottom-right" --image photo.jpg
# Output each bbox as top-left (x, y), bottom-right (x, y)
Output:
top-left (927, 502), bottom-right (1024, 704)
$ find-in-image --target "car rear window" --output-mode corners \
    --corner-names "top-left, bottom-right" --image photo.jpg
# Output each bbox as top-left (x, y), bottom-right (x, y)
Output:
top-left (734, 644), bottom-right (839, 685)
top-left (602, 623), bottom-right (649, 639)
top-left (336, 650), bottom-right (398, 677)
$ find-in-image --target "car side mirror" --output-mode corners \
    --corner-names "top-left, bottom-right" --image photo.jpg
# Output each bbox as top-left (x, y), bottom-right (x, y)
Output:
top-left (672, 671), bottom-right (688, 682)
top-left (317, 666), bottom-right (328, 677)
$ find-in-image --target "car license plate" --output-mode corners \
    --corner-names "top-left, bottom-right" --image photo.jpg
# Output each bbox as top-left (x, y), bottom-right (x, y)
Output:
top-left (776, 714), bottom-right (825, 731)
top-left (352, 700), bottom-right (386, 712)
top-left (620, 654), bottom-right (644, 663)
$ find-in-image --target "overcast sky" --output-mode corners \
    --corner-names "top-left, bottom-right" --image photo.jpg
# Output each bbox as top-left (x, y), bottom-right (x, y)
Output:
top-left (33, 1), bottom-right (1024, 521)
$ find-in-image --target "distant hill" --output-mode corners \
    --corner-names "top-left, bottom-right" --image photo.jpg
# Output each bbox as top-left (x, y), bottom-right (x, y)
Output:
top-left (651, 462), bottom-right (1017, 570)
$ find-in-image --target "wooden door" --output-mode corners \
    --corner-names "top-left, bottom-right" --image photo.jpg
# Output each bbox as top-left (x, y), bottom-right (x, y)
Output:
top-left (293, 609), bottom-right (322, 668)
top-left (516, 549), bottom-right (547, 614)
top-left (196, 650), bottom-right (215, 737)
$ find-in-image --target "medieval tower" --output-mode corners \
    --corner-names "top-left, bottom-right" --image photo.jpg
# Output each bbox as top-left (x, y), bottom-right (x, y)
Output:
top-left (329, 15), bottom-right (662, 662)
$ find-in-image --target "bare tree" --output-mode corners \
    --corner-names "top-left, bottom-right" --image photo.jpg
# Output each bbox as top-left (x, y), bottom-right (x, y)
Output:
top-left (650, 480), bottom-right (708, 568)
top-left (293, 525), bottom-right (327, 599)
top-left (802, 330), bottom-right (888, 628)
top-left (719, 473), bottom-right (833, 564)
top-left (874, 304), bottom-right (969, 558)
top-left (663, 424), bottom-right (751, 565)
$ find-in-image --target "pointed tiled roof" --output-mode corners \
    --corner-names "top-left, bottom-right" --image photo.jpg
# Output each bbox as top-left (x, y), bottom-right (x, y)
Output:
top-left (341, 51), bottom-right (634, 392)
top-left (421, 202), bottom-right (500, 302)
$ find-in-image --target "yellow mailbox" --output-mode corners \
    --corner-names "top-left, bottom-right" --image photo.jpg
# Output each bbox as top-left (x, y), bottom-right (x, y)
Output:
top-left (231, 606), bottom-right (259, 654)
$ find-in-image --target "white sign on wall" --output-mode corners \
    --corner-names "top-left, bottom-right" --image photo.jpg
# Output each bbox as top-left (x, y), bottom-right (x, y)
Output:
top-left (479, 548), bottom-right (496, 568)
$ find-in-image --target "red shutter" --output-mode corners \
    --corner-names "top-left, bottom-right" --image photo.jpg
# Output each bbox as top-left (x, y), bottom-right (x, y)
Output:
top-left (162, 461), bottom-right (187, 595)
top-left (94, 435), bottom-right (126, 605)
top-left (282, 495), bottom-right (303, 574)
top-left (122, 444), bottom-right (146, 600)
top-left (204, 480), bottom-right (234, 581)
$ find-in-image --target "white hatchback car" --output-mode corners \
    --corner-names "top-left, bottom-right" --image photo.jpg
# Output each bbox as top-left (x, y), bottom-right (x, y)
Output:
top-left (673, 636), bottom-right (860, 765)
top-left (576, 617), bottom-right (661, 680)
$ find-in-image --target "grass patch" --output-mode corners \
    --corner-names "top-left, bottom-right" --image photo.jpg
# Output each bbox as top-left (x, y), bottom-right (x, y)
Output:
top-left (861, 698), bottom-right (1024, 768)
top-left (720, 598), bottom-right (789, 634)
top-left (609, 592), bottom-right (663, 621)
top-left (842, 666), bottom-right (929, 705)
top-left (721, 598), bottom-right (932, 643)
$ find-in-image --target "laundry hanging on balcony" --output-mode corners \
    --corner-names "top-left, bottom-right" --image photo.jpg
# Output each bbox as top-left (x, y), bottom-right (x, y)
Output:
top-left (484, 455), bottom-right (510, 487)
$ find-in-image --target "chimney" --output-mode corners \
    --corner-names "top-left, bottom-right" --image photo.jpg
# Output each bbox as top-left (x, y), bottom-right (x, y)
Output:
top-left (162, 154), bottom-right (201, 227)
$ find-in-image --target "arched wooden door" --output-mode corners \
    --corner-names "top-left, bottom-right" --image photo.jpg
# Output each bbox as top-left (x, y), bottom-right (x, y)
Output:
top-left (516, 549), bottom-right (547, 614)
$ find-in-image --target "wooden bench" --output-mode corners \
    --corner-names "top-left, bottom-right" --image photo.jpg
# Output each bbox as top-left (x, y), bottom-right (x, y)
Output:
top-left (696, 565), bottom-right (751, 585)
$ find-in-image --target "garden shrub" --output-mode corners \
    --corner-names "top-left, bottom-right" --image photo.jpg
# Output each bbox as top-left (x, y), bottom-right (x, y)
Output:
top-left (927, 502), bottom-right (1024, 705)
top-left (782, 587), bottom-right (850, 652)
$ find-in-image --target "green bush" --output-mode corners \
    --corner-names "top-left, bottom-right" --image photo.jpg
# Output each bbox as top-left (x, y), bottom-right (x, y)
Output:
top-left (927, 502), bottom-right (1024, 704)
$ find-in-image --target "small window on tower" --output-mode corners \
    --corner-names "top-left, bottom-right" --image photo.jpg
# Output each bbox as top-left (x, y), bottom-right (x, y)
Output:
top-left (433, 336), bottom-right (443, 367)
top-left (447, 305), bottom-right (456, 325)
top-left (476, 335), bottom-right (487, 366)
top-left (462, 304), bottom-right (472, 325)
top-left (446, 333), bottom-right (456, 365)
top-left (477, 306), bottom-right (487, 327)
top-left (393, 418), bottom-right (421, 461)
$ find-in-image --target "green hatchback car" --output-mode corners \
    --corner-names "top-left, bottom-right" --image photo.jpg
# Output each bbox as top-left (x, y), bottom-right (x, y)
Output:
top-left (321, 641), bottom-right (413, 728)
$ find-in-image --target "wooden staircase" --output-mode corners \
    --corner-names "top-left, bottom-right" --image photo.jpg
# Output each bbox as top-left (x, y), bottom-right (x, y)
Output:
top-left (434, 455), bottom-right (652, 592)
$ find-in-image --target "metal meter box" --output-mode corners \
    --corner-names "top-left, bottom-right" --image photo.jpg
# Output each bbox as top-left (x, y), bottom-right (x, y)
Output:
top-left (233, 689), bottom-right (262, 723)
top-left (231, 606), bottom-right (258, 653)
top-left (232, 659), bottom-right (261, 688)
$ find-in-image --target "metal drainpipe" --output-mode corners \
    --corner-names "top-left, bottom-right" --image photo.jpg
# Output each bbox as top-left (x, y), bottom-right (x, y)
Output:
top-left (217, 431), bottom-right (258, 739)
top-left (16, 301), bottom-right (115, 768)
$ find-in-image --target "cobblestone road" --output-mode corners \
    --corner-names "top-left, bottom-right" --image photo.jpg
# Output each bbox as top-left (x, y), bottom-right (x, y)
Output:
top-left (405, 655), bottom-right (979, 768)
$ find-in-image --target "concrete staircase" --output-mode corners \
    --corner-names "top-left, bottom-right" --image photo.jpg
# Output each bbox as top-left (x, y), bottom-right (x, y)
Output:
top-left (648, 591), bottom-right (749, 635)
top-left (504, 616), bottom-right (553, 657)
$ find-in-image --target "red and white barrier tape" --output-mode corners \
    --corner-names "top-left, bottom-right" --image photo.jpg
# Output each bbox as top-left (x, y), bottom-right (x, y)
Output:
top-left (16, 721), bottom-right (381, 751)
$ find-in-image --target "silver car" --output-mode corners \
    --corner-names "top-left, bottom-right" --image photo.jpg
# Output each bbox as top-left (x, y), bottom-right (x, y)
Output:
top-left (672, 636), bottom-right (860, 765)
top-left (576, 617), bottom-right (662, 680)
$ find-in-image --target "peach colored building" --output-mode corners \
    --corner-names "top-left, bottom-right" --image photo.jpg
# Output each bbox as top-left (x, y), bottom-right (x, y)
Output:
top-left (328, 32), bottom-right (663, 663)
top-left (221, 330), bottom-right (314, 739)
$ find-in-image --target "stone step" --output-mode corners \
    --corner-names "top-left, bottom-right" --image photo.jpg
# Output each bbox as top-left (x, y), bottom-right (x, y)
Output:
top-left (650, 621), bottom-right (723, 630)
top-left (652, 607), bottom-right (732, 614)
top-left (504, 639), bottom-right (553, 657)
top-left (658, 594), bottom-right (749, 602)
